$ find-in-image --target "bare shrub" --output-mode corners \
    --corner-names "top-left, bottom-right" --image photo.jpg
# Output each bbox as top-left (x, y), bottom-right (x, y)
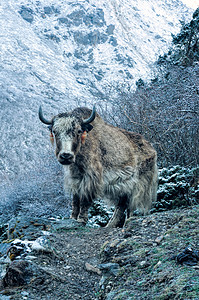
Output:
top-left (101, 62), bottom-right (198, 168)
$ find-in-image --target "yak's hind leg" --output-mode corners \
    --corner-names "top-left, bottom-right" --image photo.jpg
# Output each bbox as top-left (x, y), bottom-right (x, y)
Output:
top-left (106, 196), bottom-right (127, 228)
top-left (70, 194), bottom-right (80, 220)
top-left (127, 161), bottom-right (158, 218)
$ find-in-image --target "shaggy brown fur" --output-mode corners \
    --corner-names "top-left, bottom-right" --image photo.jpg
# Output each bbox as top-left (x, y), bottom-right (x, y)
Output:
top-left (40, 107), bottom-right (158, 227)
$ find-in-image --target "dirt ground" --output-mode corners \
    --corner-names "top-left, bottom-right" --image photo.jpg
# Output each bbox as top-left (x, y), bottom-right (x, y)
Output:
top-left (0, 206), bottom-right (199, 300)
top-left (0, 219), bottom-right (117, 300)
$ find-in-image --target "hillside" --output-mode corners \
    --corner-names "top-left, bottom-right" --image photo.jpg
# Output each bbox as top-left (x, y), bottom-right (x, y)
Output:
top-left (0, 206), bottom-right (198, 299)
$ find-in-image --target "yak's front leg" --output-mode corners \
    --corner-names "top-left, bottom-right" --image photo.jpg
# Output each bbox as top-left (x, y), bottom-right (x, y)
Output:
top-left (70, 194), bottom-right (80, 220)
top-left (106, 196), bottom-right (127, 228)
top-left (77, 196), bottom-right (92, 224)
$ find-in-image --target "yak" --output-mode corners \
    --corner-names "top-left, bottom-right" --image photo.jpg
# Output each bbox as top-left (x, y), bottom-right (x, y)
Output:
top-left (39, 105), bottom-right (158, 227)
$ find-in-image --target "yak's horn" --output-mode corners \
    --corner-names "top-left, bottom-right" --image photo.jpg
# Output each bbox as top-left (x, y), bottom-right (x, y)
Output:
top-left (38, 106), bottom-right (52, 125)
top-left (82, 105), bottom-right (96, 124)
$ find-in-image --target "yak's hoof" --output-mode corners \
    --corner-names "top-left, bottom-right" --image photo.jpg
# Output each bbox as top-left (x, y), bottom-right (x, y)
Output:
top-left (77, 217), bottom-right (87, 225)
top-left (106, 218), bottom-right (125, 228)
top-left (70, 214), bottom-right (78, 220)
top-left (105, 222), bottom-right (118, 228)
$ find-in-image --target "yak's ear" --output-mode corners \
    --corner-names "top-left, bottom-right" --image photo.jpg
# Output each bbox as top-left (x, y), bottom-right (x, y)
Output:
top-left (81, 123), bottom-right (93, 132)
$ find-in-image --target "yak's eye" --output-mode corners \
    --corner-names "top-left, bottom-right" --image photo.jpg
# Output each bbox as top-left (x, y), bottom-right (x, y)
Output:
top-left (77, 129), bottom-right (83, 135)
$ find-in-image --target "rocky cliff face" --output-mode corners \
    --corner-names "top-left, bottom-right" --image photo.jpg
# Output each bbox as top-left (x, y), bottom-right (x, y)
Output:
top-left (3, 0), bottom-right (193, 97)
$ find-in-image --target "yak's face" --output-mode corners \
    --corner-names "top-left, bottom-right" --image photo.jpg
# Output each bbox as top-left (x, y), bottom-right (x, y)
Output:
top-left (52, 116), bottom-right (83, 165)
top-left (39, 106), bottom-right (96, 166)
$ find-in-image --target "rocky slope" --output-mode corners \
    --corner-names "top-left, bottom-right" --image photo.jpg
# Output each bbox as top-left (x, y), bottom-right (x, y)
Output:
top-left (0, 206), bottom-right (198, 299)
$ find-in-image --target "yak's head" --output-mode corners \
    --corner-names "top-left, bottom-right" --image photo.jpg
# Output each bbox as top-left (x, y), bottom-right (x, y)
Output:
top-left (39, 106), bottom-right (96, 165)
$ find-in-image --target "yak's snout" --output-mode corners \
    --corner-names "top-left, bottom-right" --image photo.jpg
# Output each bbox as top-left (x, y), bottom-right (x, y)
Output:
top-left (58, 153), bottom-right (74, 165)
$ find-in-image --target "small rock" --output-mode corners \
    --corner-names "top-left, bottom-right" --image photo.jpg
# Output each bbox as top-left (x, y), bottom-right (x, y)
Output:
top-left (63, 265), bottom-right (71, 270)
top-left (176, 247), bottom-right (199, 266)
top-left (2, 260), bottom-right (31, 288)
top-left (139, 260), bottom-right (149, 268)
top-left (31, 236), bottom-right (52, 253)
top-left (19, 6), bottom-right (34, 23)
top-left (85, 262), bottom-right (102, 275)
top-left (155, 235), bottom-right (164, 244)
top-left (154, 260), bottom-right (162, 269)
top-left (123, 231), bottom-right (132, 238)
top-left (98, 263), bottom-right (120, 276)
top-left (21, 291), bottom-right (29, 297)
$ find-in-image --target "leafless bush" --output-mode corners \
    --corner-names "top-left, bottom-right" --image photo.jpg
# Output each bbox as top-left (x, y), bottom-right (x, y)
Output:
top-left (102, 63), bottom-right (199, 168)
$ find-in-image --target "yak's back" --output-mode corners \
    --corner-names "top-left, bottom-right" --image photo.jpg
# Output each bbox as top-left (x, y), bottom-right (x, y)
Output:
top-left (89, 117), bottom-right (156, 169)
